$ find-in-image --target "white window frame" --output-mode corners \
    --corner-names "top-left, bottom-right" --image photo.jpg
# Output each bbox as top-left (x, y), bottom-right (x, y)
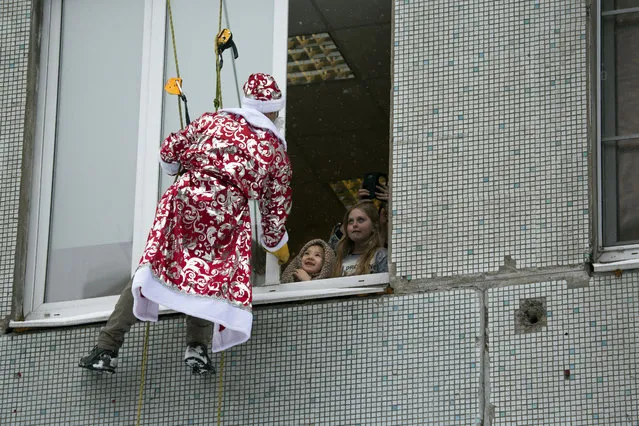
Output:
top-left (593, 2), bottom-right (639, 271)
top-left (18, 0), bottom-right (167, 326)
top-left (12, 0), bottom-right (388, 329)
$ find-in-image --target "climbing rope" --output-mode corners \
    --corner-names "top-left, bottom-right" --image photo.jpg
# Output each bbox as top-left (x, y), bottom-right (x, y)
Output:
top-left (213, 0), bottom-right (224, 111)
top-left (213, 4), bottom-right (226, 425)
top-left (217, 352), bottom-right (225, 425)
top-left (135, 1), bottom-right (183, 424)
top-left (135, 323), bottom-right (151, 426)
top-left (167, 0), bottom-right (184, 128)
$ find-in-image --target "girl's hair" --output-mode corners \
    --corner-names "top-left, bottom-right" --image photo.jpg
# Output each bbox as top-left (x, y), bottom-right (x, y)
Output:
top-left (333, 200), bottom-right (383, 277)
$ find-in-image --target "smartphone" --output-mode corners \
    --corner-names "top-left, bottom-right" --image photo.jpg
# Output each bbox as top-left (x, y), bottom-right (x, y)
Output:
top-left (331, 222), bottom-right (344, 240)
top-left (362, 172), bottom-right (388, 200)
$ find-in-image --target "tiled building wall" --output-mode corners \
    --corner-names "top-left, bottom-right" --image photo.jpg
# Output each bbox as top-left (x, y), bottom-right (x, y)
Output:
top-left (392, 0), bottom-right (589, 279)
top-left (1, 0), bottom-right (638, 425)
top-left (0, 0), bottom-right (31, 317)
top-left (488, 276), bottom-right (639, 424)
top-left (2, 292), bottom-right (482, 425)
top-left (1, 277), bottom-right (637, 425)
top-left (389, 0), bottom-right (638, 424)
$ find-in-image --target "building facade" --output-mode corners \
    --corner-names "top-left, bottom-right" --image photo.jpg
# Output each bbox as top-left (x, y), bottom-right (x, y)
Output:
top-left (1, 0), bottom-right (637, 424)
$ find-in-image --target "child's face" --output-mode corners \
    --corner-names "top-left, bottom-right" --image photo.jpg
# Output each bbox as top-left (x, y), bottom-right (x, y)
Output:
top-left (301, 245), bottom-right (324, 275)
top-left (347, 208), bottom-right (373, 243)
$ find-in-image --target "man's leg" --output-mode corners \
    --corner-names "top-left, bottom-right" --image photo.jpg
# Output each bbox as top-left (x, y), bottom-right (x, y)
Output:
top-left (185, 315), bottom-right (213, 346)
top-left (184, 316), bottom-right (215, 374)
top-left (79, 278), bottom-right (137, 373)
top-left (96, 278), bottom-right (138, 352)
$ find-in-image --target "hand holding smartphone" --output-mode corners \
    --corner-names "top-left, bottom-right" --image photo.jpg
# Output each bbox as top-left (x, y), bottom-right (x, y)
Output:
top-left (362, 172), bottom-right (388, 200)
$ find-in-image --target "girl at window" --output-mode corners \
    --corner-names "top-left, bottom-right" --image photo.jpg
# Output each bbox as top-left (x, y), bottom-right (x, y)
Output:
top-left (332, 200), bottom-right (388, 277)
top-left (280, 239), bottom-right (336, 283)
top-left (328, 179), bottom-right (390, 250)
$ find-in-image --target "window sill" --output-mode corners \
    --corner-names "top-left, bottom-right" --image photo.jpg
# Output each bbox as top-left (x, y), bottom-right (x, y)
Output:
top-left (9, 273), bottom-right (389, 329)
top-left (593, 245), bottom-right (639, 272)
top-left (592, 258), bottom-right (639, 272)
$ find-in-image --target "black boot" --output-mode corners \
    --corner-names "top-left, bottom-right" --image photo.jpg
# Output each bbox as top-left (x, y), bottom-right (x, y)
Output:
top-left (184, 343), bottom-right (215, 375)
top-left (79, 346), bottom-right (118, 374)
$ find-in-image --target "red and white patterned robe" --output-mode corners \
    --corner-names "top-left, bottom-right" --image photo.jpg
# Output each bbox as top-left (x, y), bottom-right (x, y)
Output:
top-left (132, 108), bottom-right (291, 352)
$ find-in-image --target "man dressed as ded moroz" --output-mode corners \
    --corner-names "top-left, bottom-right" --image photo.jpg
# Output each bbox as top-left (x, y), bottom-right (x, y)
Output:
top-left (80, 72), bottom-right (292, 374)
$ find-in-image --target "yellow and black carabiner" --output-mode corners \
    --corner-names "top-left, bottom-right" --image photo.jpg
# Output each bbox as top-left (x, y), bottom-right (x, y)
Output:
top-left (216, 28), bottom-right (239, 69)
top-left (164, 77), bottom-right (191, 124)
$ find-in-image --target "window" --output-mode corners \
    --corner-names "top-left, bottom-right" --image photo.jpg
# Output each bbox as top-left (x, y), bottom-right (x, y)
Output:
top-left (21, 0), bottom-right (148, 324)
top-left (597, 1), bottom-right (639, 266)
top-left (18, 0), bottom-right (289, 326)
top-left (283, 0), bottom-right (391, 281)
top-left (14, 0), bottom-right (389, 328)
top-left (218, 0), bottom-right (392, 297)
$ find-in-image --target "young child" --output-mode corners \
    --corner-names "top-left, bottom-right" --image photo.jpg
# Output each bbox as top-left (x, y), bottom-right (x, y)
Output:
top-left (280, 239), bottom-right (336, 283)
top-left (333, 200), bottom-right (388, 277)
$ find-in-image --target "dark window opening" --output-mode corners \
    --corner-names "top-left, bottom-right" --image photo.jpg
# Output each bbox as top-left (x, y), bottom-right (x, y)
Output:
top-left (285, 0), bottom-right (391, 271)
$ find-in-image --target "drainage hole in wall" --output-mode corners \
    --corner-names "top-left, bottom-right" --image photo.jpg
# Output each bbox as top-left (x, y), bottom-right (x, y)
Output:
top-left (514, 297), bottom-right (547, 334)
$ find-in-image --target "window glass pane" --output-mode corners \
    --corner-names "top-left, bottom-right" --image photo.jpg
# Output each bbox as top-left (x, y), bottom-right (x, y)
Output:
top-left (45, 0), bottom-right (145, 302)
top-left (600, 8), bottom-right (639, 245)
top-left (602, 0), bottom-right (639, 12)
top-left (616, 140), bottom-right (639, 242)
top-left (601, 12), bottom-right (639, 138)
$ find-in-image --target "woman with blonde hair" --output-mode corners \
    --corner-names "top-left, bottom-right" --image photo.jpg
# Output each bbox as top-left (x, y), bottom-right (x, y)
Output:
top-left (333, 200), bottom-right (388, 277)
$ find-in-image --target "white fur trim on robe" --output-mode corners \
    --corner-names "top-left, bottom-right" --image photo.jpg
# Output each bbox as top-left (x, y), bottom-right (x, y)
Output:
top-left (240, 95), bottom-right (285, 114)
top-left (131, 265), bottom-right (253, 353)
top-left (259, 228), bottom-right (289, 252)
top-left (220, 107), bottom-right (287, 150)
top-left (158, 153), bottom-right (181, 175)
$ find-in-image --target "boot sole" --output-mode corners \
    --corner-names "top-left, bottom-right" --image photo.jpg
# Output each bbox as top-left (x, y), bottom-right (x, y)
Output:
top-left (78, 362), bottom-right (116, 374)
top-left (184, 357), bottom-right (215, 375)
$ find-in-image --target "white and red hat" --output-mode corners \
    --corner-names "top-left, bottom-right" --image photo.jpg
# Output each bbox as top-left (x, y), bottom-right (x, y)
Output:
top-left (241, 73), bottom-right (285, 113)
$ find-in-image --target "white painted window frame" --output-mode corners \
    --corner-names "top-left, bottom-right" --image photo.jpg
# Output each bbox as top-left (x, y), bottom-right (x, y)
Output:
top-left (22, 0), bottom-right (61, 322)
top-left (13, 0), bottom-right (389, 329)
top-left (593, 2), bottom-right (639, 271)
top-left (19, 0), bottom-right (167, 325)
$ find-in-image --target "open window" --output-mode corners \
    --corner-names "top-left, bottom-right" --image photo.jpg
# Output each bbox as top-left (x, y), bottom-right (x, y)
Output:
top-left (594, 1), bottom-right (639, 271)
top-left (264, 0), bottom-right (392, 295)
top-left (12, 0), bottom-right (391, 328)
